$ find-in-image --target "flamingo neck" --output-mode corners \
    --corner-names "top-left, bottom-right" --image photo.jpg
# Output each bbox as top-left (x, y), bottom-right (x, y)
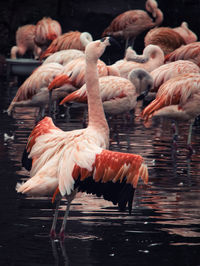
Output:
top-left (86, 57), bottom-right (109, 135)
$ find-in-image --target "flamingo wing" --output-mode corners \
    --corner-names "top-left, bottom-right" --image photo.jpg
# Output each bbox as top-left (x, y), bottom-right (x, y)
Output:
top-left (22, 117), bottom-right (61, 171)
top-left (72, 149), bottom-right (148, 213)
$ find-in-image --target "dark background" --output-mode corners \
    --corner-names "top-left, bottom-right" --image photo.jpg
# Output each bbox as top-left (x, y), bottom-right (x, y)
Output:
top-left (0, 0), bottom-right (200, 60)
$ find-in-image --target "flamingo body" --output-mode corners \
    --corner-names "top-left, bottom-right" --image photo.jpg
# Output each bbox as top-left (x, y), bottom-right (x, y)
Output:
top-left (11, 24), bottom-right (41, 59)
top-left (40, 31), bottom-right (92, 60)
top-left (151, 60), bottom-right (200, 92)
top-left (173, 22), bottom-right (197, 44)
top-left (164, 42), bottom-right (200, 67)
top-left (34, 17), bottom-right (62, 52)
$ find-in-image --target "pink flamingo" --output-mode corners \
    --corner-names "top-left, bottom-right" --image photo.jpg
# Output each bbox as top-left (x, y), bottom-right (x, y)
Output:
top-left (42, 49), bottom-right (85, 66)
top-left (40, 31), bottom-right (93, 60)
top-left (11, 24), bottom-right (42, 59)
top-left (59, 68), bottom-right (153, 115)
top-left (102, 0), bottom-right (163, 49)
top-left (7, 62), bottom-right (76, 118)
top-left (141, 72), bottom-right (200, 153)
top-left (173, 22), bottom-right (197, 44)
top-left (164, 42), bottom-right (200, 67)
top-left (144, 27), bottom-right (186, 55)
top-left (112, 44), bottom-right (164, 79)
top-left (48, 56), bottom-right (120, 89)
top-left (151, 60), bottom-right (200, 92)
top-left (34, 17), bottom-right (62, 52)
top-left (16, 37), bottom-right (148, 239)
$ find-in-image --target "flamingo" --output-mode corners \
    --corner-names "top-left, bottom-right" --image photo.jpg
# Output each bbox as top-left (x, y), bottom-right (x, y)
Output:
top-left (10, 24), bottom-right (42, 59)
top-left (144, 27), bottom-right (186, 55)
top-left (48, 56), bottom-right (120, 89)
top-left (42, 49), bottom-right (85, 66)
top-left (59, 68), bottom-right (153, 115)
top-left (34, 17), bottom-right (62, 52)
top-left (173, 22), bottom-right (197, 44)
top-left (164, 42), bottom-right (200, 67)
top-left (7, 62), bottom-right (76, 118)
top-left (150, 60), bottom-right (200, 92)
top-left (16, 37), bottom-right (148, 239)
top-left (141, 72), bottom-right (200, 153)
top-left (112, 44), bottom-right (164, 79)
top-left (39, 31), bottom-right (93, 60)
top-left (102, 0), bottom-right (163, 50)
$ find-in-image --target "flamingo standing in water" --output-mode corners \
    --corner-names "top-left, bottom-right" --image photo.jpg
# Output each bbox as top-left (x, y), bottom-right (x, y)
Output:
top-left (34, 17), bottom-right (62, 53)
top-left (11, 24), bottom-right (42, 59)
top-left (164, 42), bottom-right (200, 67)
top-left (59, 68), bottom-right (153, 115)
top-left (141, 72), bottom-right (200, 153)
top-left (112, 44), bottom-right (164, 79)
top-left (16, 37), bottom-right (148, 239)
top-left (39, 31), bottom-right (93, 60)
top-left (7, 62), bottom-right (76, 119)
top-left (102, 0), bottom-right (163, 50)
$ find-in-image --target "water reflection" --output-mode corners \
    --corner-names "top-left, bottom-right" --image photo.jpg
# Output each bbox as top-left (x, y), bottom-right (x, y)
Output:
top-left (0, 82), bottom-right (200, 265)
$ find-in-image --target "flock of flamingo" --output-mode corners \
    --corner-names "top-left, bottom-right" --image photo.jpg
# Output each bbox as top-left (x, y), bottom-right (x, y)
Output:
top-left (7, 0), bottom-right (200, 240)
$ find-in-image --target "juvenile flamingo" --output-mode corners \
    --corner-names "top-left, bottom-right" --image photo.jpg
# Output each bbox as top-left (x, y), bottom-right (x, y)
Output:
top-left (16, 37), bottom-right (148, 239)
top-left (141, 72), bottom-right (200, 153)
top-left (34, 17), bottom-right (62, 52)
top-left (40, 31), bottom-right (93, 60)
top-left (102, 0), bottom-right (163, 49)
top-left (60, 68), bottom-right (153, 115)
top-left (112, 44), bottom-right (164, 79)
top-left (7, 62), bottom-right (76, 118)
top-left (164, 42), bottom-right (200, 67)
top-left (10, 24), bottom-right (42, 59)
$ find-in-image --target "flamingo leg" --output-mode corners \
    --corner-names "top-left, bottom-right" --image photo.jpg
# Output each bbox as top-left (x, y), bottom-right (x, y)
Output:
top-left (187, 120), bottom-right (195, 155)
top-left (172, 121), bottom-right (179, 143)
top-left (59, 201), bottom-right (71, 241)
top-left (50, 199), bottom-right (61, 239)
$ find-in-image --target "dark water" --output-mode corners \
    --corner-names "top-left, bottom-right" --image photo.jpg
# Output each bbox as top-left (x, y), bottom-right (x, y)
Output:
top-left (0, 81), bottom-right (200, 266)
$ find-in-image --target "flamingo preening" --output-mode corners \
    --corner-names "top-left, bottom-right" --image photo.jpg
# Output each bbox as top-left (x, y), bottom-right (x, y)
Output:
top-left (16, 37), bottom-right (148, 240)
top-left (10, 24), bottom-right (42, 59)
top-left (102, 0), bottom-right (163, 50)
top-left (141, 72), bottom-right (200, 153)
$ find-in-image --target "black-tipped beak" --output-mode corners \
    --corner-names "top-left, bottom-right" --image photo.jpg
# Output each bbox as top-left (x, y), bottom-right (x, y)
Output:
top-left (136, 84), bottom-right (151, 101)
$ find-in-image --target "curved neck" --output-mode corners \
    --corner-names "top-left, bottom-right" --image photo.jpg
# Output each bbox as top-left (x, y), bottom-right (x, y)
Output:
top-left (86, 56), bottom-right (109, 133)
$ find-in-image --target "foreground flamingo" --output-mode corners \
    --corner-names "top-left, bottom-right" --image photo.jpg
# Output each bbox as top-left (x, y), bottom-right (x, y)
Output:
top-left (16, 37), bottom-right (148, 239)
top-left (164, 42), bottom-right (200, 67)
top-left (7, 63), bottom-right (76, 118)
top-left (40, 31), bottom-right (93, 60)
top-left (34, 17), bottom-right (62, 52)
top-left (141, 73), bottom-right (200, 153)
top-left (112, 44), bottom-right (164, 78)
top-left (60, 68), bottom-right (153, 115)
top-left (102, 0), bottom-right (163, 49)
top-left (10, 24), bottom-right (41, 59)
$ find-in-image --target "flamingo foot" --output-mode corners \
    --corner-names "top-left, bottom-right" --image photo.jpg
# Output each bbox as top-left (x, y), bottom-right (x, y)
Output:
top-left (50, 229), bottom-right (57, 239)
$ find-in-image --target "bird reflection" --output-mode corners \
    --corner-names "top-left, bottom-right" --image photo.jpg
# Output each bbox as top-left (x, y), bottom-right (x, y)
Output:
top-left (51, 239), bottom-right (70, 266)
